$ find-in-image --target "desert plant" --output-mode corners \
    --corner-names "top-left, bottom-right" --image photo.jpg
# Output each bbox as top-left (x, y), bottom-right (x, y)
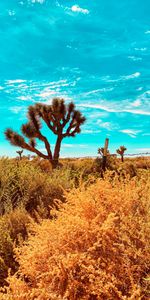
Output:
top-left (5, 98), bottom-right (86, 168)
top-left (16, 150), bottom-right (23, 160)
top-left (116, 145), bottom-right (127, 162)
top-left (98, 147), bottom-right (110, 157)
top-left (0, 208), bottom-right (32, 286)
top-left (1, 173), bottom-right (150, 299)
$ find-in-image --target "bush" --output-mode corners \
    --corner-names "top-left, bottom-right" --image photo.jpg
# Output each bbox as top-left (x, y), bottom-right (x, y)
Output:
top-left (0, 208), bottom-right (32, 286)
top-left (0, 158), bottom-right (74, 218)
top-left (1, 172), bottom-right (150, 299)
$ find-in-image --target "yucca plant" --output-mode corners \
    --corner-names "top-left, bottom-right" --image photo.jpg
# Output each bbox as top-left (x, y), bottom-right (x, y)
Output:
top-left (5, 98), bottom-right (86, 168)
top-left (116, 145), bottom-right (127, 162)
top-left (16, 150), bottom-right (23, 160)
top-left (98, 147), bottom-right (110, 157)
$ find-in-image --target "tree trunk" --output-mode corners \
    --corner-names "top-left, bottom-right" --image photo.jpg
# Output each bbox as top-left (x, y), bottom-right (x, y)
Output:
top-left (121, 155), bottom-right (124, 162)
top-left (102, 156), bottom-right (107, 171)
top-left (52, 136), bottom-right (62, 168)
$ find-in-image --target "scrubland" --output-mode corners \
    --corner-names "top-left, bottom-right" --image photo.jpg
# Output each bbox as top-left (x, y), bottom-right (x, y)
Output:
top-left (0, 156), bottom-right (150, 299)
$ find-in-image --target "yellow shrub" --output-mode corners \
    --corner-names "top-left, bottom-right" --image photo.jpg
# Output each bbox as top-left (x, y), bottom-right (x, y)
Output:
top-left (1, 173), bottom-right (150, 299)
top-left (0, 208), bottom-right (32, 286)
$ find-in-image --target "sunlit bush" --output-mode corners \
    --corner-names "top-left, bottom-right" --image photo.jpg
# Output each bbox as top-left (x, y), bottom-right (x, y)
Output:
top-left (0, 158), bottom-right (74, 217)
top-left (1, 173), bottom-right (150, 299)
top-left (0, 208), bottom-right (32, 286)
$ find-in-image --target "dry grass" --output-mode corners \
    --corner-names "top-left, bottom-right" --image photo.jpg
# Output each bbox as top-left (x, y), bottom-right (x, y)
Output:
top-left (0, 172), bottom-right (150, 299)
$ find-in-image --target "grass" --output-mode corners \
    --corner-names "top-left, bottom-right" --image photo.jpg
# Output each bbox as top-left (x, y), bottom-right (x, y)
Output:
top-left (0, 156), bottom-right (149, 299)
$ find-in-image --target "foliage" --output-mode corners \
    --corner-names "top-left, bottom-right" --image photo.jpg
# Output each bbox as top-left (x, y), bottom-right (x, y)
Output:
top-left (116, 146), bottom-right (127, 162)
top-left (98, 147), bottom-right (110, 157)
top-left (0, 172), bottom-right (150, 299)
top-left (0, 158), bottom-right (74, 217)
top-left (4, 99), bottom-right (86, 168)
top-left (0, 208), bottom-right (32, 286)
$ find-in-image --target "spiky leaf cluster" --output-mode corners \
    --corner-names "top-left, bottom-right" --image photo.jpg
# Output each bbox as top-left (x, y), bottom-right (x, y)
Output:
top-left (116, 146), bottom-right (127, 156)
top-left (5, 129), bottom-right (25, 147)
top-left (98, 147), bottom-right (110, 157)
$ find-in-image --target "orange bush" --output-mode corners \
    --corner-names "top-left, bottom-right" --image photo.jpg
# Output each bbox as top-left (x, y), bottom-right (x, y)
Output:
top-left (0, 173), bottom-right (150, 299)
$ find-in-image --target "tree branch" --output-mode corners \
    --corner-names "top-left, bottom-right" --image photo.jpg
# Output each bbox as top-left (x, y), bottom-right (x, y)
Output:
top-left (22, 141), bottom-right (48, 159)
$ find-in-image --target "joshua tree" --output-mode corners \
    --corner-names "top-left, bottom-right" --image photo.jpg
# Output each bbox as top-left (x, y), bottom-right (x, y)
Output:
top-left (116, 146), bottom-right (127, 162)
top-left (98, 147), bottom-right (110, 157)
top-left (16, 150), bottom-right (23, 160)
top-left (5, 98), bottom-right (86, 168)
top-left (98, 139), bottom-right (110, 172)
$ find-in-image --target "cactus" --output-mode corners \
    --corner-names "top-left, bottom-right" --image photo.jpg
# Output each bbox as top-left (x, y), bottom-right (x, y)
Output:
top-left (116, 146), bottom-right (127, 162)
top-left (5, 98), bottom-right (86, 168)
top-left (16, 150), bottom-right (23, 160)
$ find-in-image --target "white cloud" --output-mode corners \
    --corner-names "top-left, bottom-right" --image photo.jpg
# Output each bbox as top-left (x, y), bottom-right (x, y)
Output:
top-left (78, 102), bottom-right (150, 116)
top-left (120, 129), bottom-right (141, 138)
top-left (134, 47), bottom-right (147, 51)
top-left (19, 96), bottom-right (31, 101)
top-left (71, 5), bottom-right (89, 14)
top-left (38, 91), bottom-right (56, 98)
top-left (97, 120), bottom-right (117, 131)
top-left (84, 87), bottom-right (114, 96)
top-left (82, 129), bottom-right (101, 134)
top-left (131, 99), bottom-right (141, 107)
top-left (136, 87), bottom-right (143, 91)
top-left (128, 56), bottom-right (142, 61)
top-left (122, 72), bottom-right (141, 80)
top-left (6, 79), bottom-right (26, 84)
top-left (8, 10), bottom-right (15, 16)
top-left (31, 0), bottom-right (45, 3)
top-left (9, 106), bottom-right (24, 114)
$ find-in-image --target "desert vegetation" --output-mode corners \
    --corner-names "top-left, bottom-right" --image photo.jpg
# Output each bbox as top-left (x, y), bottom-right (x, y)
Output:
top-left (5, 98), bottom-right (86, 168)
top-left (116, 146), bottom-right (127, 163)
top-left (0, 155), bottom-right (149, 299)
top-left (0, 99), bottom-right (150, 299)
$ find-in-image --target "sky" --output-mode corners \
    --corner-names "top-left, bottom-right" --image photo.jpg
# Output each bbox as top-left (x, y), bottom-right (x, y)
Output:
top-left (0, 0), bottom-right (150, 158)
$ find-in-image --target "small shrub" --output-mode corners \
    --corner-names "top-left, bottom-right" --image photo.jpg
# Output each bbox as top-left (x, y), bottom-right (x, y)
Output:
top-left (1, 173), bottom-right (150, 299)
top-left (0, 208), bottom-right (32, 286)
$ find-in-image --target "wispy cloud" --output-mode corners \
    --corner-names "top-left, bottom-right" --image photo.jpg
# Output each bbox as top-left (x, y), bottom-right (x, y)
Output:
top-left (97, 120), bottom-right (118, 131)
top-left (6, 79), bottom-right (26, 84)
top-left (121, 72), bottom-right (141, 80)
top-left (9, 106), bottom-right (24, 114)
top-left (120, 129), bottom-right (141, 138)
top-left (131, 99), bottom-right (141, 107)
top-left (82, 129), bottom-right (101, 134)
top-left (78, 100), bottom-right (150, 116)
top-left (128, 56), bottom-right (142, 62)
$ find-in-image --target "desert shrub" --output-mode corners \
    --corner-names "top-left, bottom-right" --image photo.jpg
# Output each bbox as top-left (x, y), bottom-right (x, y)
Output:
top-left (117, 162), bottom-right (137, 178)
top-left (1, 173), bottom-right (150, 299)
top-left (32, 158), bottom-right (53, 173)
top-left (0, 158), bottom-right (74, 217)
top-left (0, 208), bottom-right (32, 286)
top-left (93, 156), bottom-right (119, 174)
top-left (133, 157), bottom-right (150, 170)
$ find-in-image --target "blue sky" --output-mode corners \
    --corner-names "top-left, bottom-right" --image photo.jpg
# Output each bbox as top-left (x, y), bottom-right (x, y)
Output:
top-left (0, 0), bottom-right (150, 157)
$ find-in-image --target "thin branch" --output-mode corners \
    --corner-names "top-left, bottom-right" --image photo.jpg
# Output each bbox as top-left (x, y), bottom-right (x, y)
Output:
top-left (23, 141), bottom-right (48, 159)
